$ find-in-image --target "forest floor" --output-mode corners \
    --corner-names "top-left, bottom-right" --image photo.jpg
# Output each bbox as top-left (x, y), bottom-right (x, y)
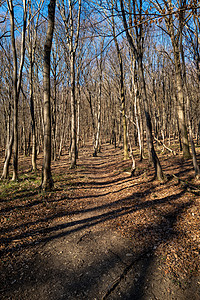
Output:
top-left (0, 142), bottom-right (200, 300)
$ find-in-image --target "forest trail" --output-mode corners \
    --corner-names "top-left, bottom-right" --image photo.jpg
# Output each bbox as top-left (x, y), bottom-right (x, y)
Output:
top-left (1, 143), bottom-right (200, 299)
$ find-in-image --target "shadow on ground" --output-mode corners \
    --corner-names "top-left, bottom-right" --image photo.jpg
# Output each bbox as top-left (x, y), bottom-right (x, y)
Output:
top-left (0, 143), bottom-right (200, 299)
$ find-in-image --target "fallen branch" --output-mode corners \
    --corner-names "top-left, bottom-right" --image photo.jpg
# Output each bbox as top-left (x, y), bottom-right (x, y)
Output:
top-left (172, 174), bottom-right (200, 195)
top-left (154, 137), bottom-right (177, 155)
top-left (119, 111), bottom-right (177, 157)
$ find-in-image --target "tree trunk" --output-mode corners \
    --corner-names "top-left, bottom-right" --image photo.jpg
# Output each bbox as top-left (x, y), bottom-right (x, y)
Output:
top-left (131, 58), bottom-right (143, 161)
top-left (1, 129), bottom-right (14, 179)
top-left (7, 0), bottom-right (27, 181)
top-left (28, 1), bottom-right (39, 171)
top-left (52, 77), bottom-right (57, 161)
top-left (133, 82), bottom-right (143, 161)
top-left (127, 119), bottom-right (136, 176)
top-left (121, 85), bottom-right (129, 160)
top-left (29, 57), bottom-right (37, 170)
top-left (174, 48), bottom-right (190, 159)
top-left (42, 0), bottom-right (56, 190)
top-left (180, 35), bottom-right (200, 177)
top-left (70, 51), bottom-right (77, 168)
top-left (76, 87), bottom-right (80, 157)
top-left (8, 0), bottom-right (18, 181)
top-left (138, 57), bottom-right (164, 180)
top-left (12, 65), bottom-right (18, 179)
top-left (93, 92), bottom-right (101, 157)
top-left (112, 13), bottom-right (128, 159)
top-left (93, 51), bottom-right (103, 157)
top-left (5, 105), bottom-right (11, 160)
top-left (87, 90), bottom-right (96, 148)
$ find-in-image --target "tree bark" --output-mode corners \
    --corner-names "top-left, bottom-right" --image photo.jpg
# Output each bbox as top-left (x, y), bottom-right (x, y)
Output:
top-left (93, 84), bottom-right (101, 157)
top-left (112, 16), bottom-right (128, 160)
top-left (29, 56), bottom-right (37, 170)
top-left (6, 0), bottom-right (27, 181)
top-left (76, 85), bottom-right (81, 157)
top-left (133, 78), bottom-right (143, 161)
top-left (70, 51), bottom-right (77, 167)
top-left (180, 30), bottom-right (200, 177)
top-left (93, 58), bottom-right (102, 157)
top-left (28, 6), bottom-right (38, 171)
top-left (8, 0), bottom-right (18, 181)
top-left (174, 47), bottom-right (190, 158)
top-left (42, 0), bottom-right (56, 190)
top-left (1, 129), bottom-right (14, 180)
top-left (138, 57), bottom-right (164, 180)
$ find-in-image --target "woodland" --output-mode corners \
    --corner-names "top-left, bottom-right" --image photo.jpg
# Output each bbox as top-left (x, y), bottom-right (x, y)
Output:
top-left (0, 0), bottom-right (200, 299)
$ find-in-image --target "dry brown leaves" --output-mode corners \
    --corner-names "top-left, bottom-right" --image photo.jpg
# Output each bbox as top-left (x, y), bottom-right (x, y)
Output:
top-left (0, 143), bottom-right (200, 285)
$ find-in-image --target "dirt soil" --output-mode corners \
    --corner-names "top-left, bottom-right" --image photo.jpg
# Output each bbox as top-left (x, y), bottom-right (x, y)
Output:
top-left (0, 143), bottom-right (200, 299)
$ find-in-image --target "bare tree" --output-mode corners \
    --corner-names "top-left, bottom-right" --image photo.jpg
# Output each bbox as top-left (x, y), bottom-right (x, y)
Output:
top-left (0, 40), bottom-right (14, 179)
top-left (152, 0), bottom-right (190, 159)
top-left (120, 0), bottom-right (164, 180)
top-left (59, 0), bottom-right (82, 168)
top-left (27, 0), bottom-right (44, 171)
top-left (93, 41), bottom-right (104, 157)
top-left (179, 10), bottom-right (200, 178)
top-left (42, 0), bottom-right (56, 190)
top-left (3, 0), bottom-right (27, 181)
top-left (111, 8), bottom-right (129, 160)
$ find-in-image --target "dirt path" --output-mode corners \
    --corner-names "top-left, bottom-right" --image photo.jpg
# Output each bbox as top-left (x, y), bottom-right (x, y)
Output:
top-left (1, 143), bottom-right (200, 299)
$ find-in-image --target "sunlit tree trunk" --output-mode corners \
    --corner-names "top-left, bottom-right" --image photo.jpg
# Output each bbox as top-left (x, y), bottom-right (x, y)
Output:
top-left (138, 56), bottom-right (164, 180)
top-left (6, 0), bottom-right (27, 181)
top-left (180, 27), bottom-right (200, 178)
top-left (93, 53), bottom-right (103, 157)
top-left (59, 0), bottom-right (81, 167)
top-left (28, 3), bottom-right (41, 171)
top-left (1, 80), bottom-right (13, 180)
top-left (1, 129), bottom-right (14, 180)
top-left (133, 75), bottom-right (143, 161)
top-left (120, 0), bottom-right (164, 180)
top-left (42, 0), bottom-right (56, 190)
top-left (130, 56), bottom-right (143, 161)
top-left (76, 85), bottom-right (81, 157)
top-left (112, 13), bottom-right (128, 160)
top-left (29, 56), bottom-right (37, 170)
top-left (70, 50), bottom-right (77, 167)
top-left (93, 82), bottom-right (101, 157)
top-left (174, 47), bottom-right (190, 158)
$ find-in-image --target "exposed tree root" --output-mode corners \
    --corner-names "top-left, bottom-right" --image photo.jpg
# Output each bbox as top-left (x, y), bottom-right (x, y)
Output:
top-left (102, 250), bottom-right (150, 299)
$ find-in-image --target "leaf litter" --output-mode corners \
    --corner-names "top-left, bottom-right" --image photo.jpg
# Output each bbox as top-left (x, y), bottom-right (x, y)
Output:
top-left (0, 142), bottom-right (200, 298)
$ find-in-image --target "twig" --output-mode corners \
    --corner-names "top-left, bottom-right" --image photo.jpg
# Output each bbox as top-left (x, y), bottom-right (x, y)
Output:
top-left (77, 230), bottom-right (91, 244)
